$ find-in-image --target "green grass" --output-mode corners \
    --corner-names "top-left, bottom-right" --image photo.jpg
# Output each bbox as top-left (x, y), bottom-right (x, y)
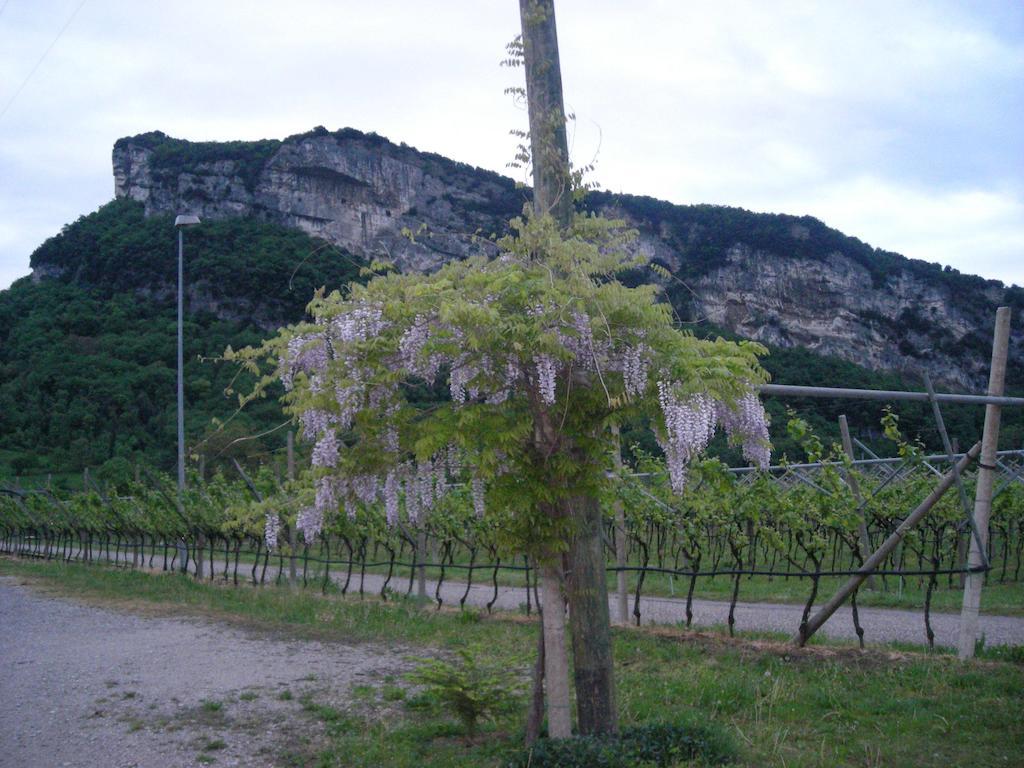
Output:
top-left (2, 556), bottom-right (1022, 767)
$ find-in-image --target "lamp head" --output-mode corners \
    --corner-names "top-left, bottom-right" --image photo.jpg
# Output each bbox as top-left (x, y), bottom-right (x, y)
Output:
top-left (174, 214), bottom-right (201, 228)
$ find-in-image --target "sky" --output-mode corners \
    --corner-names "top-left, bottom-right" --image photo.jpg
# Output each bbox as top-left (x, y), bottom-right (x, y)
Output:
top-left (0, 0), bottom-right (1022, 291)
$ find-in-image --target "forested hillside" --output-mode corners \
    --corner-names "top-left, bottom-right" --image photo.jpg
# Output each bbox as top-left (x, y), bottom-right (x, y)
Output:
top-left (0, 200), bottom-right (363, 484)
top-left (2, 181), bottom-right (1020, 488)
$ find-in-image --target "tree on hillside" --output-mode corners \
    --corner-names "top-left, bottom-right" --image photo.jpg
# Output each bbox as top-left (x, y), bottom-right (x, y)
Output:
top-left (233, 0), bottom-right (770, 738)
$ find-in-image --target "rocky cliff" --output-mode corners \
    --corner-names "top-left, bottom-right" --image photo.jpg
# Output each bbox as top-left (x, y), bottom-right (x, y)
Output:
top-left (108, 128), bottom-right (1023, 392)
top-left (112, 128), bottom-right (521, 273)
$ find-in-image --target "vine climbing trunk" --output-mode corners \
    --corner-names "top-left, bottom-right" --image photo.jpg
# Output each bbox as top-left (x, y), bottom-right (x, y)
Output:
top-left (520, 0), bottom-right (618, 736)
top-left (287, 430), bottom-right (298, 587)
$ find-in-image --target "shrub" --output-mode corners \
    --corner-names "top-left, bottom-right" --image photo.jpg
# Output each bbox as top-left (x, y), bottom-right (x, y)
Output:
top-left (405, 648), bottom-right (524, 737)
top-left (509, 721), bottom-right (737, 767)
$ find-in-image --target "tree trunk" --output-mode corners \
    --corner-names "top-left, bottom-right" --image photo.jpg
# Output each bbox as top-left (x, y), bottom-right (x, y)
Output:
top-left (541, 561), bottom-right (572, 738)
top-left (565, 494), bottom-right (618, 734)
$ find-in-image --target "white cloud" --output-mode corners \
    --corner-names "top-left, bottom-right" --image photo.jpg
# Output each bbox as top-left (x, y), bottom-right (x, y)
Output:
top-left (757, 176), bottom-right (1024, 285)
top-left (1, 0), bottom-right (1022, 290)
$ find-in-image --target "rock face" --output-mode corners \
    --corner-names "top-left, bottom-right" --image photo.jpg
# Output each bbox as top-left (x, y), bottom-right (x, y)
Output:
top-left (689, 245), bottom-right (994, 391)
top-left (112, 128), bottom-right (522, 273)
top-left (111, 128), bottom-right (1022, 391)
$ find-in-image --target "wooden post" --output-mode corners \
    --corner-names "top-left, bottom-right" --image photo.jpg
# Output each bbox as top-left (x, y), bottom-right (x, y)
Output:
top-left (611, 423), bottom-right (629, 624)
top-left (838, 415), bottom-right (876, 590)
top-left (795, 443), bottom-right (981, 646)
top-left (520, 0), bottom-right (573, 224)
top-left (958, 307), bottom-right (1011, 659)
top-left (287, 430), bottom-right (298, 587)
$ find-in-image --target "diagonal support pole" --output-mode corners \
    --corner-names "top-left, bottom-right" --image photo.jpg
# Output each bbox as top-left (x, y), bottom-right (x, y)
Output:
top-left (923, 372), bottom-right (987, 573)
top-left (794, 442), bottom-right (981, 647)
top-left (838, 415), bottom-right (876, 590)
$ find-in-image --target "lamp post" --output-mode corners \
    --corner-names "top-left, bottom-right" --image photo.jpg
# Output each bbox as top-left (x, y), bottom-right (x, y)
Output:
top-left (174, 214), bottom-right (200, 501)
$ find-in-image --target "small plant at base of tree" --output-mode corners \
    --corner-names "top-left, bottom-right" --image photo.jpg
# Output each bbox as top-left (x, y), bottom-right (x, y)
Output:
top-left (405, 648), bottom-right (525, 738)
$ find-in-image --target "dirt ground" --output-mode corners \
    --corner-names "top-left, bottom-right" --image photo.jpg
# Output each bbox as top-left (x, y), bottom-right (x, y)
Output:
top-left (0, 576), bottom-right (413, 768)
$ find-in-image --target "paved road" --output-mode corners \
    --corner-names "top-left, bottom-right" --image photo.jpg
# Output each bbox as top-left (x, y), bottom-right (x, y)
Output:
top-left (345, 571), bottom-right (1024, 649)
top-left (8, 544), bottom-right (1024, 648)
top-left (0, 576), bottom-right (410, 768)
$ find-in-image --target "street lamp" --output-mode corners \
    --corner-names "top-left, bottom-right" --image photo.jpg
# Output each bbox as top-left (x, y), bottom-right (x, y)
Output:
top-left (174, 214), bottom-right (200, 500)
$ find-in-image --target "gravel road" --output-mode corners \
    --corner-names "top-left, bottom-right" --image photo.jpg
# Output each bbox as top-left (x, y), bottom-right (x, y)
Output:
top-left (0, 577), bottom-right (411, 768)
top-left (1, 562), bottom-right (1021, 768)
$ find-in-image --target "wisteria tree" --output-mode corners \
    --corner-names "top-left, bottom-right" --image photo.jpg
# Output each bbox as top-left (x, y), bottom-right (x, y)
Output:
top-left (234, 0), bottom-right (770, 738)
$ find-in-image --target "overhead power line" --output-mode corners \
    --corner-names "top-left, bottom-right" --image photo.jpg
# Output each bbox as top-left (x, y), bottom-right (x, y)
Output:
top-left (0, 0), bottom-right (88, 123)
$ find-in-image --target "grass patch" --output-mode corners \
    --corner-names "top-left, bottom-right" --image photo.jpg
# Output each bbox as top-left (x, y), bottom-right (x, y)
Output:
top-left (510, 721), bottom-right (736, 767)
top-left (382, 685), bottom-right (406, 702)
top-left (3, 557), bottom-right (1022, 767)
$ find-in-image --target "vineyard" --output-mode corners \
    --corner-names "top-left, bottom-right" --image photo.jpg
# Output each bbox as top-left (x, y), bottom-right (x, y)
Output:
top-left (4, 434), bottom-right (1022, 650)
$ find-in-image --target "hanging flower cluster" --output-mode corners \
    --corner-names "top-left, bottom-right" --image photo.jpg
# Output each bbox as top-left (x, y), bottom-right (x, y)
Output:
top-left (264, 512), bottom-right (281, 551)
top-left (270, 287), bottom-right (771, 547)
top-left (656, 382), bottom-right (770, 493)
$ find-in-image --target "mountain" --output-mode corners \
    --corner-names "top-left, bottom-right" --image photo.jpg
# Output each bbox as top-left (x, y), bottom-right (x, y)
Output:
top-left (0, 201), bottom-right (363, 482)
top-left (109, 127), bottom-right (1023, 393)
top-left (1, 126), bottom-right (1020, 485)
